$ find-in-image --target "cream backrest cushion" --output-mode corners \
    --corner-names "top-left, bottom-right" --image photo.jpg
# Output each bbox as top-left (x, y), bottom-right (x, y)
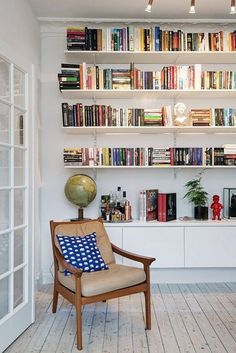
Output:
top-left (54, 220), bottom-right (115, 267)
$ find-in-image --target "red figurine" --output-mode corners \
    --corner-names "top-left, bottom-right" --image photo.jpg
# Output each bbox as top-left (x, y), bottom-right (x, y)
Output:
top-left (210, 195), bottom-right (223, 220)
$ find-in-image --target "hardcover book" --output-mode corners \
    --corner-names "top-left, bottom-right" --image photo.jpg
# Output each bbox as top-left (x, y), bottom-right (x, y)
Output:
top-left (158, 193), bottom-right (176, 222)
top-left (145, 189), bottom-right (158, 221)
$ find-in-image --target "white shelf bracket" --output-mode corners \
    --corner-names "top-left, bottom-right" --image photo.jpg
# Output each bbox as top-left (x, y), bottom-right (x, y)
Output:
top-left (173, 131), bottom-right (177, 179)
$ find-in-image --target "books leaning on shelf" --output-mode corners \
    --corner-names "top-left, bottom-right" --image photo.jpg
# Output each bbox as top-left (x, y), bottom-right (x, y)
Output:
top-left (63, 146), bottom-right (236, 167)
top-left (58, 63), bottom-right (236, 91)
top-left (61, 103), bottom-right (172, 127)
top-left (158, 193), bottom-right (177, 222)
top-left (139, 189), bottom-right (158, 222)
top-left (66, 26), bottom-right (236, 52)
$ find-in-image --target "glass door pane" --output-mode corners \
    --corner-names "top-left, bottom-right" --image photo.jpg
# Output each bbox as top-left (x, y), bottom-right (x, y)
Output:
top-left (14, 148), bottom-right (25, 186)
top-left (0, 146), bottom-right (10, 187)
top-left (0, 277), bottom-right (10, 319)
top-left (14, 189), bottom-right (25, 226)
top-left (14, 110), bottom-right (24, 146)
top-left (14, 68), bottom-right (25, 108)
top-left (0, 190), bottom-right (10, 231)
top-left (14, 228), bottom-right (24, 268)
top-left (13, 268), bottom-right (24, 309)
top-left (0, 102), bottom-right (11, 143)
top-left (0, 60), bottom-right (10, 101)
top-left (0, 233), bottom-right (10, 275)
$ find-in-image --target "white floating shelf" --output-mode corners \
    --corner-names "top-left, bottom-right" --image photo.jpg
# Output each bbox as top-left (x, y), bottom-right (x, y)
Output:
top-left (64, 165), bottom-right (236, 169)
top-left (62, 126), bottom-right (236, 135)
top-left (64, 50), bottom-right (236, 65)
top-left (61, 89), bottom-right (236, 99)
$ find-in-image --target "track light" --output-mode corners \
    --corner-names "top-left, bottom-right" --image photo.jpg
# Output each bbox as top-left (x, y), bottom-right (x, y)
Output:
top-left (189, 0), bottom-right (196, 14)
top-left (145, 0), bottom-right (153, 13)
top-left (230, 0), bottom-right (236, 14)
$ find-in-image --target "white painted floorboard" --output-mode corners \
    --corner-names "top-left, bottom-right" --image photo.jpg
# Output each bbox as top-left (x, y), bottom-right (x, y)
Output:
top-left (4, 283), bottom-right (236, 353)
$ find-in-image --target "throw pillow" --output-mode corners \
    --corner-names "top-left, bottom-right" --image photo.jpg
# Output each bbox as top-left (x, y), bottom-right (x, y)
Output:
top-left (57, 232), bottom-right (108, 275)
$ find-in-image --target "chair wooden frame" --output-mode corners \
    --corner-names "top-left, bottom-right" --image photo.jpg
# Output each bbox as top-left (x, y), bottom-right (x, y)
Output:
top-left (50, 219), bottom-right (155, 351)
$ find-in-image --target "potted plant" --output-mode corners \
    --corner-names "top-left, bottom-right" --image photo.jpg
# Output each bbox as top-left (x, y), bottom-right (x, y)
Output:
top-left (183, 172), bottom-right (209, 220)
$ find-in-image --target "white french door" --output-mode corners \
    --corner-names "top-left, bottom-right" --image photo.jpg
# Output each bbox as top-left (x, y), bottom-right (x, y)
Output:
top-left (0, 49), bottom-right (34, 352)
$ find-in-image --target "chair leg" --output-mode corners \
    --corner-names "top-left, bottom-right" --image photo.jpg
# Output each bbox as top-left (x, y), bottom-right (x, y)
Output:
top-left (76, 304), bottom-right (82, 350)
top-left (52, 284), bottom-right (59, 313)
top-left (75, 278), bottom-right (83, 350)
top-left (144, 288), bottom-right (151, 330)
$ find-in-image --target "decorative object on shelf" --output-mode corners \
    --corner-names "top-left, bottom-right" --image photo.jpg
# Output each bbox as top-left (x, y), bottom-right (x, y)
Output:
top-left (210, 195), bottom-right (223, 220)
top-left (184, 172), bottom-right (209, 220)
top-left (223, 188), bottom-right (236, 219)
top-left (173, 103), bottom-right (191, 126)
top-left (64, 174), bottom-right (97, 220)
top-left (100, 187), bottom-right (132, 222)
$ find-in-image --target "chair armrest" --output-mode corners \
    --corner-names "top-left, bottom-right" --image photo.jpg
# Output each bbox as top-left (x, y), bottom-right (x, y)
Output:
top-left (54, 247), bottom-right (82, 278)
top-left (111, 243), bottom-right (155, 266)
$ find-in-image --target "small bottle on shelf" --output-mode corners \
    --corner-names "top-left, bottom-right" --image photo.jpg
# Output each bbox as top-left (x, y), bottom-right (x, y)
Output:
top-left (116, 186), bottom-right (122, 205)
top-left (125, 200), bottom-right (132, 221)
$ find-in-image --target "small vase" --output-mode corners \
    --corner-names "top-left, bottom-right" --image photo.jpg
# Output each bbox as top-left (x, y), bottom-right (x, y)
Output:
top-left (194, 206), bottom-right (208, 220)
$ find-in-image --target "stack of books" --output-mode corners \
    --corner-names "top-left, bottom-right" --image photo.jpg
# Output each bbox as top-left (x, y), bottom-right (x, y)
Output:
top-left (143, 109), bottom-right (163, 125)
top-left (190, 109), bottom-right (212, 126)
top-left (223, 144), bottom-right (236, 165)
top-left (67, 27), bottom-right (86, 50)
top-left (58, 64), bottom-right (80, 90)
top-left (112, 69), bottom-right (131, 90)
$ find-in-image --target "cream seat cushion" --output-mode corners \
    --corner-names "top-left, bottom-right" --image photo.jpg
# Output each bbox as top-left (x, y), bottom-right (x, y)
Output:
top-left (58, 263), bottom-right (146, 297)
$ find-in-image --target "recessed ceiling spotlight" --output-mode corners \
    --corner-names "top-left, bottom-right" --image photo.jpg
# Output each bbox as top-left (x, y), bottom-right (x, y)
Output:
top-left (189, 0), bottom-right (196, 14)
top-left (145, 0), bottom-right (153, 13)
top-left (230, 0), bottom-right (236, 14)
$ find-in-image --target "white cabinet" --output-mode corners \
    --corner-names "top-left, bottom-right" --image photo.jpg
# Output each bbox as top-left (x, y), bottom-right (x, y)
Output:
top-left (122, 226), bottom-right (185, 268)
top-left (185, 226), bottom-right (236, 267)
top-left (105, 226), bottom-right (123, 264)
top-left (105, 222), bottom-right (236, 269)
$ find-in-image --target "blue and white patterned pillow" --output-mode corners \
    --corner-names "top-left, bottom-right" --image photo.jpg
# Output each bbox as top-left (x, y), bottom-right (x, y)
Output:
top-left (57, 232), bottom-right (108, 276)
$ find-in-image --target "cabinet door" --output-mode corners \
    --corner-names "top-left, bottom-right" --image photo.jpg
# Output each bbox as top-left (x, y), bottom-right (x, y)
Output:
top-left (123, 227), bottom-right (184, 268)
top-left (105, 226), bottom-right (123, 264)
top-left (185, 226), bottom-right (236, 267)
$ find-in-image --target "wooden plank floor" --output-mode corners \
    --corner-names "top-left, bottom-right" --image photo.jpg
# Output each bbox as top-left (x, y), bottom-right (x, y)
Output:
top-left (5, 283), bottom-right (236, 353)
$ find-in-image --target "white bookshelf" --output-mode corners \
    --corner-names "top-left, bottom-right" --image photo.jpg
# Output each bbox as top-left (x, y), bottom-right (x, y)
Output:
top-left (64, 50), bottom-right (236, 64)
top-left (61, 89), bottom-right (236, 99)
top-left (64, 165), bottom-right (236, 169)
top-left (62, 126), bottom-right (236, 134)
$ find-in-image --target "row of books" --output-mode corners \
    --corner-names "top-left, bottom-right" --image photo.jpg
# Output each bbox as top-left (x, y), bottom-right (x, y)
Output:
top-left (58, 63), bottom-right (236, 91)
top-left (61, 102), bottom-right (236, 127)
top-left (61, 103), bottom-right (171, 127)
top-left (66, 26), bottom-right (236, 52)
top-left (191, 108), bottom-right (236, 126)
top-left (139, 189), bottom-right (176, 222)
top-left (63, 147), bottom-right (236, 167)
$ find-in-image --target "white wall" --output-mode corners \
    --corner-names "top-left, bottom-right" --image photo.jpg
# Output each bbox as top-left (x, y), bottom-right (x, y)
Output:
top-left (0, 0), bottom-right (41, 280)
top-left (40, 21), bottom-right (236, 283)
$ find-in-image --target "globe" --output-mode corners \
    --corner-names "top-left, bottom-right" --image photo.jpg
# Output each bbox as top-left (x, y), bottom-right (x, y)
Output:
top-left (64, 174), bottom-right (97, 220)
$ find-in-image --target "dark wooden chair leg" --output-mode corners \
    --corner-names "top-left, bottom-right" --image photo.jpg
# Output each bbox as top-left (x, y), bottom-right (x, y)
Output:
top-left (52, 284), bottom-right (59, 313)
top-left (144, 288), bottom-right (151, 329)
top-left (144, 266), bottom-right (151, 329)
top-left (75, 279), bottom-right (83, 350)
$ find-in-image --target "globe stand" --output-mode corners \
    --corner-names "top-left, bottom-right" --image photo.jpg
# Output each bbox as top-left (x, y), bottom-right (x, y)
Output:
top-left (70, 207), bottom-right (90, 221)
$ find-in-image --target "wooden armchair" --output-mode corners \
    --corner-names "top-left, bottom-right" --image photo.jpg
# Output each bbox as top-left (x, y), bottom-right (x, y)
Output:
top-left (50, 218), bottom-right (155, 350)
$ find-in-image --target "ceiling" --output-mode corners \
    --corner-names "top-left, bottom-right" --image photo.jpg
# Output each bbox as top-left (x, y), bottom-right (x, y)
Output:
top-left (29, 0), bottom-right (236, 21)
